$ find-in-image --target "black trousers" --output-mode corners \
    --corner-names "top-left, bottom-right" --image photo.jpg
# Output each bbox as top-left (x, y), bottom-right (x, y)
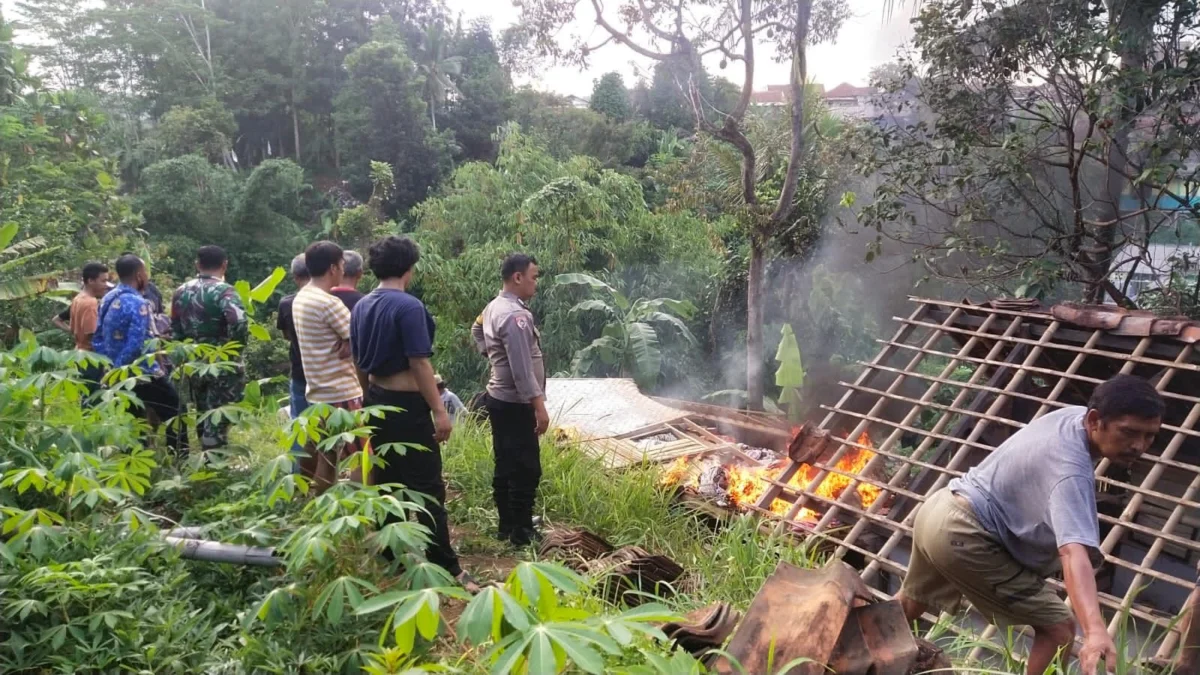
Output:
top-left (365, 386), bottom-right (462, 577)
top-left (485, 395), bottom-right (541, 534)
top-left (133, 376), bottom-right (183, 454)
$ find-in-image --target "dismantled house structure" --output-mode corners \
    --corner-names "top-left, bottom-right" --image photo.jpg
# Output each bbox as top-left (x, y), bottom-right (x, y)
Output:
top-left (752, 297), bottom-right (1200, 662)
top-left (550, 296), bottom-right (1200, 663)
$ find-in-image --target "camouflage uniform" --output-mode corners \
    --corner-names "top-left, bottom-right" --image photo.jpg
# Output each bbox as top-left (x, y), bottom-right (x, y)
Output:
top-left (171, 275), bottom-right (249, 449)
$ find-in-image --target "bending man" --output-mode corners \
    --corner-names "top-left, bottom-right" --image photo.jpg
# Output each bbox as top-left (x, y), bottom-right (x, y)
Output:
top-left (897, 374), bottom-right (1163, 674)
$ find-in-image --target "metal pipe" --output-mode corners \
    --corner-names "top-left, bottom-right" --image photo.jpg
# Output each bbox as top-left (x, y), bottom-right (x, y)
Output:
top-left (164, 526), bottom-right (207, 540)
top-left (163, 536), bottom-right (280, 567)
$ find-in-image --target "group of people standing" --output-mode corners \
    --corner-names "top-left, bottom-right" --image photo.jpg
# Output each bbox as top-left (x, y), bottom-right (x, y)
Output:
top-left (61, 237), bottom-right (550, 591)
top-left (275, 237), bottom-right (547, 588)
top-left (61, 247), bottom-right (247, 455)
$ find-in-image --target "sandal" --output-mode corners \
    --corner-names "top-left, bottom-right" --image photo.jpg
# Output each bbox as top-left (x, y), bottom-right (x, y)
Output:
top-left (456, 570), bottom-right (483, 594)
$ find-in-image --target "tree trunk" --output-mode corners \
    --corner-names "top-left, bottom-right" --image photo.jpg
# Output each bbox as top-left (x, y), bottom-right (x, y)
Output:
top-left (291, 87), bottom-right (302, 162)
top-left (746, 237), bottom-right (766, 410)
top-left (1092, 0), bottom-right (1164, 303)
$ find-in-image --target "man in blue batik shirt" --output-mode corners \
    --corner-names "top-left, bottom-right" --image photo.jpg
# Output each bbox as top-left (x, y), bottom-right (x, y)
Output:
top-left (95, 254), bottom-right (184, 455)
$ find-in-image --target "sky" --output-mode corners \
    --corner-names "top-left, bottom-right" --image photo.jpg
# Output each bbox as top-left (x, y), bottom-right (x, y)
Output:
top-left (446, 0), bottom-right (918, 97)
top-left (1, 0), bottom-right (918, 96)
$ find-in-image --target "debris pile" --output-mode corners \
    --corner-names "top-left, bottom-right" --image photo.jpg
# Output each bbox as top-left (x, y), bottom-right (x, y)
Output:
top-left (586, 545), bottom-right (685, 606)
top-left (660, 602), bottom-right (740, 663)
top-left (538, 528), bottom-right (684, 606)
top-left (716, 561), bottom-right (927, 675)
top-left (537, 528), bottom-right (614, 564)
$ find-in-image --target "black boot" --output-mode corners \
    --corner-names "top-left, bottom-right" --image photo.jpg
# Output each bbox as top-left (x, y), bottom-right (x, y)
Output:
top-left (508, 501), bottom-right (542, 547)
top-left (495, 504), bottom-right (514, 541)
top-left (494, 483), bottom-right (513, 541)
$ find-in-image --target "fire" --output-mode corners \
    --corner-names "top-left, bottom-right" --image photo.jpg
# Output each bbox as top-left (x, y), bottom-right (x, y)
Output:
top-left (662, 431), bottom-right (883, 522)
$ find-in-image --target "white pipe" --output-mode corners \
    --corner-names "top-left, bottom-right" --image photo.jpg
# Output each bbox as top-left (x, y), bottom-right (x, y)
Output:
top-left (163, 536), bottom-right (280, 567)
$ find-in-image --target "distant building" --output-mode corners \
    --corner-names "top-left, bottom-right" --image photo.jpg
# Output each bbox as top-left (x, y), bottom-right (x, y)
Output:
top-left (748, 81), bottom-right (916, 127)
top-left (1109, 242), bottom-right (1200, 302)
top-left (823, 82), bottom-right (877, 118)
top-left (564, 94), bottom-right (590, 109)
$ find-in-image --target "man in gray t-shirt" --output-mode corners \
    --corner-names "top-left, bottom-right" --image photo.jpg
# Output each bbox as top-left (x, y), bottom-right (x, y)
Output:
top-left (898, 374), bottom-right (1163, 675)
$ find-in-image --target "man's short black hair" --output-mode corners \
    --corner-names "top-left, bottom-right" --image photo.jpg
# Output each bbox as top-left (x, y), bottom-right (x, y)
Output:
top-left (196, 245), bottom-right (228, 271)
top-left (1089, 374), bottom-right (1165, 421)
top-left (305, 240), bottom-right (344, 278)
top-left (81, 262), bottom-right (108, 283)
top-left (501, 253), bottom-right (538, 281)
top-left (367, 236), bottom-right (420, 280)
top-left (114, 254), bottom-right (144, 282)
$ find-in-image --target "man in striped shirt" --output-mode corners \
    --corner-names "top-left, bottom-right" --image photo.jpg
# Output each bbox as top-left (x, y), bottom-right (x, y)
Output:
top-left (293, 240), bottom-right (365, 493)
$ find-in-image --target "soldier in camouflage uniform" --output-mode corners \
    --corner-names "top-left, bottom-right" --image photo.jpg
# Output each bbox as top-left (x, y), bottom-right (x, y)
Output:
top-left (170, 245), bottom-right (249, 449)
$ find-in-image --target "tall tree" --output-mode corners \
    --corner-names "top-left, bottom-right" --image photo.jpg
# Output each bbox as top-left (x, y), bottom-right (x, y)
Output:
top-left (518, 0), bottom-right (849, 408)
top-left (444, 20), bottom-right (515, 162)
top-left (0, 10), bottom-right (29, 106)
top-left (415, 19), bottom-right (463, 132)
top-left (857, 0), bottom-right (1200, 303)
top-left (334, 33), bottom-right (453, 212)
top-left (589, 71), bottom-right (631, 121)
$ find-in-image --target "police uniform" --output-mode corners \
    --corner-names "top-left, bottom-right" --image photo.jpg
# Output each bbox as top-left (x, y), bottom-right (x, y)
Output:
top-left (473, 290), bottom-right (545, 545)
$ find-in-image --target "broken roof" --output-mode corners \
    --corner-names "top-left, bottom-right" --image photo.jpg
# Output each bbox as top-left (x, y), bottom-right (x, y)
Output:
top-left (753, 297), bottom-right (1200, 661)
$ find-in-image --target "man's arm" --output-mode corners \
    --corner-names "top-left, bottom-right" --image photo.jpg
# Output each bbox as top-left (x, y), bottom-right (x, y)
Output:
top-left (222, 287), bottom-right (249, 345)
top-left (410, 357), bottom-right (452, 442)
top-left (169, 289), bottom-right (186, 340)
top-left (52, 311), bottom-right (70, 332)
top-left (471, 314), bottom-right (487, 355)
top-left (1060, 543), bottom-right (1116, 673)
top-left (499, 313), bottom-right (549, 435)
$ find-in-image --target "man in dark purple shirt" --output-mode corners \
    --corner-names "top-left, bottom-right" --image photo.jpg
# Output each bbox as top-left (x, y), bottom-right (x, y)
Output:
top-left (351, 235), bottom-right (476, 591)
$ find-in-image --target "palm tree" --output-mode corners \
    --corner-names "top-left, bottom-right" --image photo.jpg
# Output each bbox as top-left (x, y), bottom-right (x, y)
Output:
top-left (415, 21), bottom-right (463, 132)
top-left (557, 273), bottom-right (698, 389)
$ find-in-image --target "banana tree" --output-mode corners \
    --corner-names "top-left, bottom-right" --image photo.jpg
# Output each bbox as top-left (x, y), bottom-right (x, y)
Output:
top-left (233, 266), bottom-right (287, 341)
top-left (0, 222), bottom-right (59, 301)
top-left (557, 273), bottom-right (697, 389)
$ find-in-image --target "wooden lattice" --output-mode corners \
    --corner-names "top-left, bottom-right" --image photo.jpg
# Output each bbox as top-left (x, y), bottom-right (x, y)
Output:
top-left (753, 297), bottom-right (1200, 661)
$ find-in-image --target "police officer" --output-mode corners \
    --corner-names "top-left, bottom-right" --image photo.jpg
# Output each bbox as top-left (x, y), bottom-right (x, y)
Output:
top-left (473, 253), bottom-right (547, 546)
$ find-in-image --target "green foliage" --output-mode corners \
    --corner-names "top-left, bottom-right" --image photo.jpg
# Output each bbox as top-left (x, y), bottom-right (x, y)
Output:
top-left (515, 99), bottom-right (659, 168)
top-left (0, 87), bottom-right (137, 335)
top-left (0, 9), bottom-right (29, 106)
top-left (590, 72), bottom-right (632, 121)
top-left (150, 100), bottom-right (237, 164)
top-left (0, 337), bottom-right (739, 674)
top-left (135, 156), bottom-right (308, 284)
top-left (443, 21), bottom-right (515, 162)
top-left (414, 128), bottom-right (723, 397)
top-left (558, 273), bottom-right (698, 389)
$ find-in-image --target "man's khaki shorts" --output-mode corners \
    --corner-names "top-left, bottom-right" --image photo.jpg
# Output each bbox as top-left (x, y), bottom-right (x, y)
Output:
top-left (900, 488), bottom-right (1071, 627)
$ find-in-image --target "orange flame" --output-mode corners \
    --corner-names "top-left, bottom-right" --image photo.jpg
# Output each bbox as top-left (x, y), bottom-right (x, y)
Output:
top-left (662, 432), bottom-right (883, 522)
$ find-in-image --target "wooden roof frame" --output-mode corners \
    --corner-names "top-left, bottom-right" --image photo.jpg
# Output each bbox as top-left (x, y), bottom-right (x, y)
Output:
top-left (752, 297), bottom-right (1200, 662)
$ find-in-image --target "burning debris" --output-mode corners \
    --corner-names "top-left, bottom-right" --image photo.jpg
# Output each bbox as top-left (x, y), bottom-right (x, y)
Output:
top-left (659, 428), bottom-right (885, 521)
